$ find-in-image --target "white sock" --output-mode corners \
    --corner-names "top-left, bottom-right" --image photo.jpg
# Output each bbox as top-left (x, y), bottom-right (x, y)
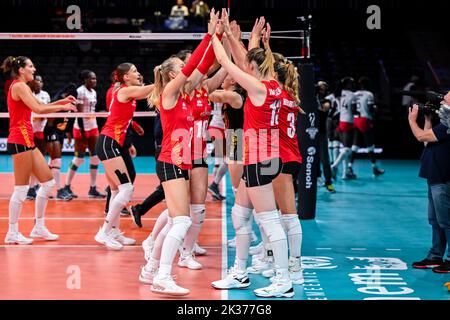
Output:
top-left (281, 214), bottom-right (303, 259)
top-left (110, 189), bottom-right (120, 228)
top-left (213, 163), bottom-right (228, 184)
top-left (257, 210), bottom-right (289, 277)
top-left (254, 212), bottom-right (271, 259)
top-left (35, 179), bottom-right (56, 228)
top-left (181, 204), bottom-right (205, 256)
top-left (231, 204), bottom-right (253, 271)
top-left (151, 217), bottom-right (173, 261)
top-left (103, 183), bottom-right (133, 233)
top-left (159, 216), bottom-right (192, 278)
top-left (151, 209), bottom-right (169, 242)
top-left (8, 185), bottom-right (28, 233)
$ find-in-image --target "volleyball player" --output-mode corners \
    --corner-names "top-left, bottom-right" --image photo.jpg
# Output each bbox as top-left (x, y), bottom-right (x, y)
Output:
top-left (2, 56), bottom-right (76, 245)
top-left (94, 63), bottom-right (155, 250)
top-left (64, 70), bottom-right (105, 199)
top-left (330, 77), bottom-right (357, 180)
top-left (139, 9), bottom-right (220, 296)
top-left (349, 76), bottom-right (385, 177)
top-left (27, 75), bottom-right (51, 200)
top-left (210, 11), bottom-right (293, 298)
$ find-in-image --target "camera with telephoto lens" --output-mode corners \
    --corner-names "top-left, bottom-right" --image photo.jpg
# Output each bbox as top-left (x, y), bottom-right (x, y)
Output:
top-left (401, 90), bottom-right (445, 116)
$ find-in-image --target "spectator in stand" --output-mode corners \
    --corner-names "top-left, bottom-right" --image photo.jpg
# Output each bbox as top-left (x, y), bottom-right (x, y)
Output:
top-left (170, 0), bottom-right (189, 17)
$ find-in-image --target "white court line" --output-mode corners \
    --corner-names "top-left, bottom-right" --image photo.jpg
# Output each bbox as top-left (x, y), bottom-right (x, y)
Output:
top-left (0, 245), bottom-right (222, 249)
top-left (316, 248), bottom-right (332, 250)
top-left (350, 248), bottom-right (368, 251)
top-left (220, 177), bottom-right (228, 301)
top-left (0, 217), bottom-right (223, 222)
top-left (385, 248), bottom-right (402, 251)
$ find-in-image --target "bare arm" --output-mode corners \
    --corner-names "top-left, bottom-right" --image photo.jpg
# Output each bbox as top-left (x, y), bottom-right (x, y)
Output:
top-left (209, 90), bottom-right (243, 109)
top-left (205, 68), bottom-right (228, 93)
top-left (408, 105), bottom-right (438, 144)
top-left (118, 84), bottom-right (155, 102)
top-left (14, 82), bottom-right (76, 114)
top-left (221, 10), bottom-right (247, 70)
top-left (212, 35), bottom-right (266, 106)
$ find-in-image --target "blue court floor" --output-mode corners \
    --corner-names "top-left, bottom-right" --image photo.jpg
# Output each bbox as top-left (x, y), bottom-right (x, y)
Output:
top-left (0, 155), bottom-right (449, 300)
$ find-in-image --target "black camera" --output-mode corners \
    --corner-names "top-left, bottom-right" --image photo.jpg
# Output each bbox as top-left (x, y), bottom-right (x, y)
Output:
top-left (401, 90), bottom-right (445, 116)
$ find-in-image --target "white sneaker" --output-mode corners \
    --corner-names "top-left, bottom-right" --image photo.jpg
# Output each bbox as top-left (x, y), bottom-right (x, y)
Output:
top-left (288, 257), bottom-right (304, 285)
top-left (193, 242), bottom-right (207, 256)
top-left (249, 241), bottom-right (263, 256)
top-left (178, 254), bottom-right (202, 270)
top-left (254, 273), bottom-right (294, 298)
top-left (247, 256), bottom-right (273, 274)
top-left (30, 226), bottom-right (59, 241)
top-left (5, 232), bottom-right (33, 245)
top-left (94, 228), bottom-right (123, 250)
top-left (211, 267), bottom-right (250, 290)
top-left (151, 274), bottom-right (190, 296)
top-left (110, 228), bottom-right (136, 246)
top-left (139, 265), bottom-right (158, 285)
top-left (142, 237), bottom-right (154, 261)
top-left (262, 268), bottom-right (275, 278)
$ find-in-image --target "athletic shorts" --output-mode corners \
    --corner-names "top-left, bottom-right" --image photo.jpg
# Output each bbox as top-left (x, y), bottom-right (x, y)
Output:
top-left (353, 127), bottom-right (375, 148)
top-left (192, 158), bottom-right (209, 169)
top-left (156, 161), bottom-right (189, 183)
top-left (96, 134), bottom-right (122, 161)
top-left (336, 121), bottom-right (354, 133)
top-left (44, 127), bottom-right (65, 144)
top-left (73, 127), bottom-right (99, 139)
top-left (326, 118), bottom-right (340, 141)
top-left (226, 131), bottom-right (243, 162)
top-left (339, 129), bottom-right (354, 148)
top-left (354, 117), bottom-right (373, 134)
top-left (281, 161), bottom-right (302, 178)
top-left (7, 143), bottom-right (35, 155)
top-left (243, 158), bottom-right (282, 188)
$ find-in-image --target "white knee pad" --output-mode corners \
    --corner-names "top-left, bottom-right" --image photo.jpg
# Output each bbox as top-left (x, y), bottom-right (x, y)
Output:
top-left (168, 216), bottom-right (192, 242)
top-left (11, 185), bottom-right (29, 204)
top-left (231, 205), bottom-right (253, 235)
top-left (281, 214), bottom-right (303, 236)
top-left (37, 179), bottom-right (56, 199)
top-left (257, 210), bottom-right (287, 243)
top-left (70, 157), bottom-right (84, 170)
top-left (351, 145), bottom-right (359, 153)
top-left (115, 183), bottom-right (134, 206)
top-left (190, 204), bottom-right (205, 226)
top-left (49, 158), bottom-right (62, 169)
top-left (332, 140), bottom-right (341, 148)
top-left (367, 145), bottom-right (375, 153)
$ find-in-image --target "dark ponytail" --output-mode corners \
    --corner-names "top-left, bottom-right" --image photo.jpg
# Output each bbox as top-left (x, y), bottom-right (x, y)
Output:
top-left (1, 56), bottom-right (30, 78)
top-left (115, 63), bottom-right (134, 84)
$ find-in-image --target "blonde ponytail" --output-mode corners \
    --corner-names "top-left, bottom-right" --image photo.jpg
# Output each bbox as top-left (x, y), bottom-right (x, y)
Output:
top-left (148, 66), bottom-right (163, 110)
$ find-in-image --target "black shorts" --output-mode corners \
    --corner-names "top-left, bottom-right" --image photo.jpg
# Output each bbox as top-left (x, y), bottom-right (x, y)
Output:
top-left (281, 161), bottom-right (301, 178)
top-left (7, 143), bottom-right (35, 155)
top-left (192, 158), bottom-right (209, 169)
top-left (96, 134), bottom-right (122, 161)
top-left (353, 128), bottom-right (374, 148)
top-left (156, 161), bottom-right (189, 183)
top-left (243, 158), bottom-right (282, 188)
top-left (327, 118), bottom-right (339, 141)
top-left (44, 127), bottom-right (65, 144)
top-left (226, 131), bottom-right (243, 162)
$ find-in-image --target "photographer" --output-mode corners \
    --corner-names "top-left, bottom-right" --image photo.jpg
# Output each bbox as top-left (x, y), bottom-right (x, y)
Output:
top-left (409, 92), bottom-right (450, 274)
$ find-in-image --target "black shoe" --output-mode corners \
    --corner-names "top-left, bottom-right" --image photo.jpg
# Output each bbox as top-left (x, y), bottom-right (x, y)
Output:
top-left (120, 207), bottom-right (131, 217)
top-left (131, 206), bottom-right (142, 228)
top-left (346, 167), bottom-right (357, 180)
top-left (88, 187), bottom-right (106, 199)
top-left (26, 187), bottom-right (37, 200)
top-left (64, 185), bottom-right (78, 198)
top-left (56, 188), bottom-right (73, 201)
top-left (208, 182), bottom-right (225, 200)
top-left (412, 258), bottom-right (444, 269)
top-left (373, 167), bottom-right (385, 177)
top-left (432, 261), bottom-right (450, 274)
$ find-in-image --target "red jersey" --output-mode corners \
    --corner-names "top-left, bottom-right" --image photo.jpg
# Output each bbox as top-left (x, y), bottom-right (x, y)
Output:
top-left (101, 85), bottom-right (136, 146)
top-left (7, 80), bottom-right (34, 148)
top-left (191, 88), bottom-right (212, 160)
top-left (106, 84), bottom-right (114, 111)
top-left (158, 93), bottom-right (194, 170)
top-left (243, 80), bottom-right (282, 165)
top-left (278, 90), bottom-right (302, 164)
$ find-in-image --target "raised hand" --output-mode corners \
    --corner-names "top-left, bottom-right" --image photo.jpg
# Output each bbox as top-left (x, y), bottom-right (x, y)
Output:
top-left (262, 22), bottom-right (271, 49)
top-left (251, 17), bottom-right (266, 40)
top-left (230, 21), bottom-right (241, 40)
top-left (207, 8), bottom-right (220, 35)
top-left (221, 8), bottom-right (232, 36)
